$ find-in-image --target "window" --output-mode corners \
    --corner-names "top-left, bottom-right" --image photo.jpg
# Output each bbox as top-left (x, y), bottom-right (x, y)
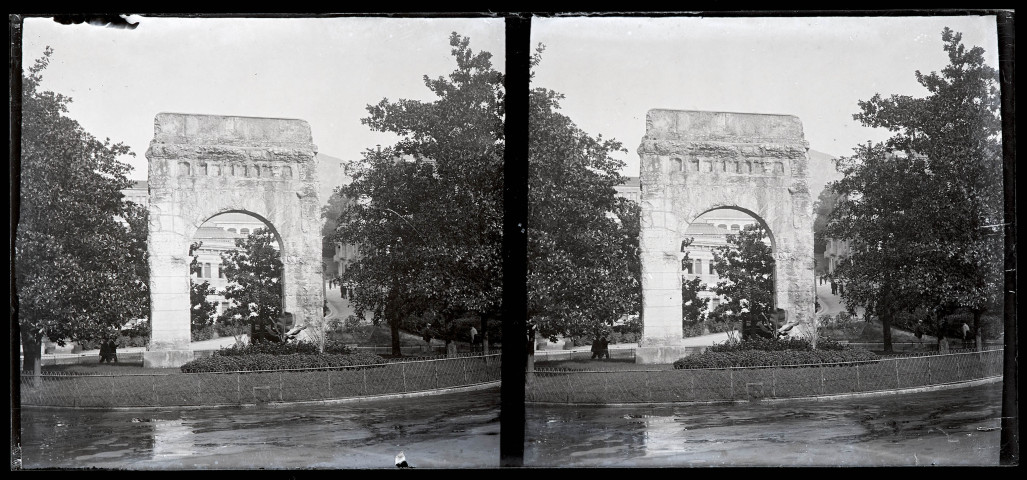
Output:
top-left (694, 259), bottom-right (702, 275)
top-left (240, 228), bottom-right (250, 235)
top-left (218, 264), bottom-right (225, 278)
top-left (228, 228), bottom-right (237, 233)
top-left (203, 263), bottom-right (211, 279)
top-left (681, 258), bottom-right (693, 274)
top-left (220, 302), bottom-right (229, 314)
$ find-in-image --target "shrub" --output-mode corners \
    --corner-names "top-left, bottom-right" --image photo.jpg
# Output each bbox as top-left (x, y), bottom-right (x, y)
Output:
top-left (215, 322), bottom-right (248, 338)
top-left (179, 352), bottom-right (386, 373)
top-left (673, 348), bottom-right (879, 369)
top-left (707, 336), bottom-right (847, 353)
top-left (191, 325), bottom-right (217, 342)
top-left (214, 340), bottom-right (352, 357)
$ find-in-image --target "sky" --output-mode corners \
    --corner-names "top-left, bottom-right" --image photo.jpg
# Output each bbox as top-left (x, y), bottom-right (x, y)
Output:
top-left (21, 15), bottom-right (505, 181)
top-left (531, 15), bottom-right (1002, 177)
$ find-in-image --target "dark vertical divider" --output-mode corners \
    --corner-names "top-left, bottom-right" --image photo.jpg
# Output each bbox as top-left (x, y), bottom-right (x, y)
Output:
top-left (501, 14), bottom-right (530, 468)
top-left (997, 11), bottom-right (1018, 467)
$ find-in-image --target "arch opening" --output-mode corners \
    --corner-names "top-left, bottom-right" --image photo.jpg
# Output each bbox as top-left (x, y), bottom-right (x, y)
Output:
top-left (189, 211), bottom-right (287, 344)
top-left (680, 208), bottom-right (777, 340)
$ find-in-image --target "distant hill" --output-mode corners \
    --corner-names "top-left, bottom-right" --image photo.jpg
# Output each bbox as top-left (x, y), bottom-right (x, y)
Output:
top-left (316, 152), bottom-right (353, 208)
top-left (807, 149), bottom-right (842, 199)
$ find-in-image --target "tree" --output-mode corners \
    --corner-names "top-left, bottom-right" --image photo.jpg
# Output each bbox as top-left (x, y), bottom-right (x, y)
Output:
top-left (826, 28), bottom-right (1003, 351)
top-left (334, 33), bottom-right (504, 357)
top-left (527, 46), bottom-right (641, 363)
top-left (681, 276), bottom-right (709, 326)
top-left (188, 242), bottom-right (218, 337)
top-left (708, 224), bottom-right (776, 339)
top-left (219, 228), bottom-right (285, 344)
top-left (16, 48), bottom-right (147, 376)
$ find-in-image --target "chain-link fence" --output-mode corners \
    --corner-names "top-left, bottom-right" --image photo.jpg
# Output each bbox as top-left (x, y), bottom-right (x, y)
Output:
top-left (525, 349), bottom-right (1003, 404)
top-left (20, 353), bottom-right (501, 408)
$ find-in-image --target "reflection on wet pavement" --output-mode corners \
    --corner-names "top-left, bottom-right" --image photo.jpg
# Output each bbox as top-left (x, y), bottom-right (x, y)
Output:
top-left (526, 382), bottom-right (1002, 467)
top-left (20, 388), bottom-right (501, 470)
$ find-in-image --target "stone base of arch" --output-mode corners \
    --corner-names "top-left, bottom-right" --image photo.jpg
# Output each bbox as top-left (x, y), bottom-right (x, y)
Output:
top-left (143, 349), bottom-right (194, 369)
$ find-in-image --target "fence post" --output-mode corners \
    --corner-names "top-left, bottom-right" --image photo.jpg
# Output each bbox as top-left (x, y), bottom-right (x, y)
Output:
top-left (894, 358), bottom-right (900, 389)
top-left (729, 369), bottom-right (735, 400)
top-left (690, 373), bottom-right (696, 401)
top-left (279, 371), bottom-right (284, 402)
top-left (772, 369), bottom-right (777, 398)
top-left (820, 365), bottom-right (825, 395)
top-left (926, 356), bottom-right (932, 385)
top-left (644, 370), bottom-right (652, 402)
top-left (955, 352), bottom-right (963, 381)
top-left (401, 363), bottom-right (408, 391)
top-left (855, 363), bottom-right (860, 391)
top-left (362, 368), bottom-right (368, 395)
top-left (434, 361), bottom-right (440, 389)
top-left (462, 360), bottom-right (468, 384)
top-left (328, 370), bottom-right (332, 399)
top-left (237, 374), bottom-right (241, 404)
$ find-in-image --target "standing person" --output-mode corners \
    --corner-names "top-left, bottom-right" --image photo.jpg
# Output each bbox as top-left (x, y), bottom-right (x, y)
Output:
top-left (830, 280), bottom-right (838, 295)
top-left (106, 338), bottom-right (119, 364)
top-left (98, 339), bottom-right (111, 363)
top-left (469, 325), bottom-right (478, 352)
top-left (590, 337), bottom-right (601, 360)
top-left (914, 320), bottom-right (924, 348)
top-left (599, 335), bottom-right (610, 360)
top-left (962, 322), bottom-right (971, 348)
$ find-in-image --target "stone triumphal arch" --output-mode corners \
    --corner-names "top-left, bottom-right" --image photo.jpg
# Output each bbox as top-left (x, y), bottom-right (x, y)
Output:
top-left (636, 110), bottom-right (815, 364)
top-left (144, 113), bottom-right (322, 368)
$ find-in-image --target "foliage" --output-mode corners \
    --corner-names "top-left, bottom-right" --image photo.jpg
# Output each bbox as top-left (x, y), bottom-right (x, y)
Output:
top-left (707, 336), bottom-right (845, 353)
top-left (826, 29), bottom-right (1003, 351)
top-left (333, 33), bottom-right (504, 356)
top-left (191, 325), bottom-right (217, 342)
top-left (16, 47), bottom-right (148, 374)
top-left (707, 224), bottom-right (775, 337)
top-left (528, 46), bottom-right (640, 343)
top-left (218, 228), bottom-right (285, 343)
top-left (213, 340), bottom-right (353, 356)
top-left (189, 241), bottom-right (218, 334)
top-left (681, 276), bottom-right (708, 326)
top-left (673, 348), bottom-right (879, 369)
top-left (179, 352), bottom-right (386, 373)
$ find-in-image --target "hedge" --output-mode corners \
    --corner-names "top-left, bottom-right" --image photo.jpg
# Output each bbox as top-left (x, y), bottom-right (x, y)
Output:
top-left (180, 352), bottom-right (386, 373)
top-left (213, 340), bottom-right (353, 357)
top-left (673, 348), bottom-right (879, 369)
top-left (706, 337), bottom-right (846, 353)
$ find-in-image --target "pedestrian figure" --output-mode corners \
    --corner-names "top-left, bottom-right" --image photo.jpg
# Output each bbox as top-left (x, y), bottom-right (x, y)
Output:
top-left (99, 338), bottom-right (118, 363)
top-left (962, 322), bottom-right (971, 348)
top-left (599, 335), bottom-right (610, 360)
top-left (98, 339), bottom-right (110, 363)
top-left (470, 325), bottom-right (478, 352)
top-left (830, 280), bottom-right (837, 295)
top-left (914, 320), bottom-right (924, 348)
top-left (590, 337), bottom-right (601, 360)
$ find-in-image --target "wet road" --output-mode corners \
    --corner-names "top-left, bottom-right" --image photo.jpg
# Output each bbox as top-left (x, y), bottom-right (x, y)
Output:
top-left (525, 381), bottom-right (1003, 467)
top-left (19, 387), bottom-right (501, 470)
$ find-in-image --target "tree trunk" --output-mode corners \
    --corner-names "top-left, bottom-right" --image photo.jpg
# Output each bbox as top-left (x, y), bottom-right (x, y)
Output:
top-left (880, 307), bottom-right (893, 353)
top-left (390, 317), bottom-right (401, 357)
top-left (525, 326), bottom-right (535, 384)
top-left (972, 308), bottom-right (984, 351)
top-left (20, 331), bottom-right (43, 385)
top-left (481, 314), bottom-right (489, 355)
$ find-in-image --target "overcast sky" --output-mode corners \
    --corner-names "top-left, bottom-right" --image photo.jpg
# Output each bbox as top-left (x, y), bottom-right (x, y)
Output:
top-left (531, 15), bottom-right (1001, 176)
top-left (21, 15), bottom-right (505, 181)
